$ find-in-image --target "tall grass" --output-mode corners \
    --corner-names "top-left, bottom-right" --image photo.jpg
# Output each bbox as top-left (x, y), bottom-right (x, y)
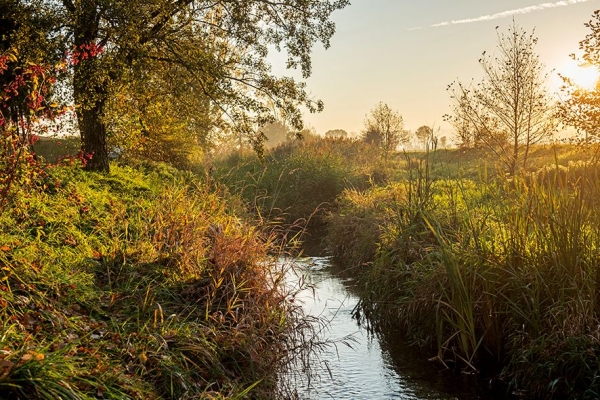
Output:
top-left (214, 137), bottom-right (388, 230)
top-left (326, 147), bottom-right (600, 398)
top-left (0, 159), bottom-right (306, 399)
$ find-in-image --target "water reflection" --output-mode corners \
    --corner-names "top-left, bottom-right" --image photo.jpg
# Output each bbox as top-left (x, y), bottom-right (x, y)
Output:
top-left (287, 257), bottom-right (489, 400)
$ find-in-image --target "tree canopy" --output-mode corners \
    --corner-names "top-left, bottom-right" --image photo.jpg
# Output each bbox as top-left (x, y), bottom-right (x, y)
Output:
top-left (324, 129), bottom-right (348, 138)
top-left (19, 0), bottom-right (349, 171)
top-left (415, 125), bottom-right (433, 149)
top-left (362, 102), bottom-right (408, 160)
top-left (559, 10), bottom-right (600, 142)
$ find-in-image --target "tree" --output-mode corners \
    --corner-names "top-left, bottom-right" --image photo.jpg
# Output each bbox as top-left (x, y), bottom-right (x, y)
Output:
top-left (558, 11), bottom-right (600, 142)
top-left (362, 102), bottom-right (409, 160)
top-left (415, 125), bottom-right (433, 149)
top-left (35, 0), bottom-right (349, 171)
top-left (446, 22), bottom-right (556, 175)
top-left (439, 136), bottom-right (448, 148)
top-left (260, 120), bottom-right (292, 149)
top-left (105, 57), bottom-right (220, 167)
top-left (0, 0), bottom-right (64, 133)
top-left (324, 129), bottom-right (348, 138)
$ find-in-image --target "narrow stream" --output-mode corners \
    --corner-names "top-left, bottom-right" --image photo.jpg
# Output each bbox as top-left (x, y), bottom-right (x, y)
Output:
top-left (285, 257), bottom-right (492, 400)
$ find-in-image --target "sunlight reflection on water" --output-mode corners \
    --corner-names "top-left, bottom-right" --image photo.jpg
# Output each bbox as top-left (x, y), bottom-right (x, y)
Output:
top-left (285, 257), bottom-right (488, 400)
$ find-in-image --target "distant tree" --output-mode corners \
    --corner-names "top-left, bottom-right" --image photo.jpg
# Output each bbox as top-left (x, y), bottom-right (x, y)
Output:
top-left (362, 102), bottom-right (409, 160)
top-left (260, 121), bottom-right (292, 148)
top-left (558, 11), bottom-right (600, 142)
top-left (415, 125), bottom-right (433, 149)
top-left (439, 136), bottom-right (448, 148)
top-left (324, 129), bottom-right (348, 138)
top-left (446, 22), bottom-right (556, 175)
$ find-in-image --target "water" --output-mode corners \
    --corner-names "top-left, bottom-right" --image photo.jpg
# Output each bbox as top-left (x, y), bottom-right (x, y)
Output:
top-left (285, 257), bottom-right (491, 400)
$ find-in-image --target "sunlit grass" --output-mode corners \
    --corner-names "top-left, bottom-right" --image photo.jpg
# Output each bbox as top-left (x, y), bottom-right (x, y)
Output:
top-left (323, 144), bottom-right (600, 398)
top-left (0, 160), bottom-right (305, 398)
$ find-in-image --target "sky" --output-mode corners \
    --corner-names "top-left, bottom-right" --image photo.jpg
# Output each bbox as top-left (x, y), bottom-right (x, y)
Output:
top-left (268, 0), bottom-right (600, 139)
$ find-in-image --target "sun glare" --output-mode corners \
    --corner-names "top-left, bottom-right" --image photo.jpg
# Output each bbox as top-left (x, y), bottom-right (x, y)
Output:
top-left (559, 59), bottom-right (600, 90)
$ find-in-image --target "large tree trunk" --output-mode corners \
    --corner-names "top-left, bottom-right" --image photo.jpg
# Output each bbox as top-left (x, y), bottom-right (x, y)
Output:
top-left (71, 1), bottom-right (110, 172)
top-left (73, 62), bottom-right (110, 173)
top-left (76, 102), bottom-right (109, 172)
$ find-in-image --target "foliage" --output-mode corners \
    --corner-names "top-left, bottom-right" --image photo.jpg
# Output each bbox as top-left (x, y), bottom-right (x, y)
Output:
top-left (326, 150), bottom-right (600, 398)
top-left (414, 125), bottom-right (433, 149)
top-left (0, 47), bottom-right (69, 213)
top-left (104, 58), bottom-right (217, 169)
top-left (324, 129), bottom-right (348, 138)
top-left (32, 0), bottom-right (350, 171)
top-left (446, 21), bottom-right (556, 175)
top-left (362, 102), bottom-right (410, 160)
top-left (558, 10), bottom-right (600, 142)
top-left (215, 136), bottom-right (386, 229)
top-left (260, 120), bottom-right (294, 149)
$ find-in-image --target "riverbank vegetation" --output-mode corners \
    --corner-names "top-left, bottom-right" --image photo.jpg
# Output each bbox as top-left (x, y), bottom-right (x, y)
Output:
top-left (7, 0), bottom-right (600, 398)
top-left (218, 135), bottom-right (600, 398)
top-left (0, 0), bottom-right (355, 397)
top-left (214, 136), bottom-right (387, 230)
top-left (0, 157), bottom-right (311, 398)
top-left (326, 147), bottom-right (600, 398)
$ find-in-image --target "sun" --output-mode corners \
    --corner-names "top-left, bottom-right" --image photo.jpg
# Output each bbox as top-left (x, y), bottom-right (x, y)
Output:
top-left (558, 58), bottom-right (600, 90)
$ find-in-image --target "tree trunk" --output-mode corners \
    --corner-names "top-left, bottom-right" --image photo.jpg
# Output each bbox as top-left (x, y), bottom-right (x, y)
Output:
top-left (77, 102), bottom-right (109, 172)
top-left (71, 1), bottom-right (110, 172)
top-left (73, 61), bottom-right (110, 172)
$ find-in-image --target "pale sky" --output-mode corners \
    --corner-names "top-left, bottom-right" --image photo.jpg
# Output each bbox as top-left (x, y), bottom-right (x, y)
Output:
top-left (269, 0), bottom-right (600, 139)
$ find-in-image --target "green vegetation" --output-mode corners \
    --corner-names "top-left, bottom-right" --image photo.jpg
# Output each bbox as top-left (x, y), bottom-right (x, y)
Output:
top-left (325, 146), bottom-right (600, 398)
top-left (6, 2), bottom-right (600, 398)
top-left (5, 0), bottom-right (350, 171)
top-left (33, 137), bottom-right (81, 163)
top-left (215, 136), bottom-right (387, 229)
top-left (215, 132), bottom-right (600, 398)
top-left (0, 159), bottom-right (303, 398)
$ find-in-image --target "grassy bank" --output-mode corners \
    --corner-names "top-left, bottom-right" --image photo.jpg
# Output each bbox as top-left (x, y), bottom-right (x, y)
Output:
top-left (0, 158), bottom-right (301, 399)
top-left (326, 149), bottom-right (600, 398)
top-left (214, 138), bottom-right (600, 398)
top-left (214, 136), bottom-right (388, 230)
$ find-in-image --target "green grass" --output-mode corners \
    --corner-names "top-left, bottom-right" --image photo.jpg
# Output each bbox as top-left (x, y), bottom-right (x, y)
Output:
top-left (214, 136), bottom-right (388, 229)
top-left (210, 139), bottom-right (600, 398)
top-left (32, 136), bottom-right (81, 163)
top-left (0, 158), bottom-right (302, 399)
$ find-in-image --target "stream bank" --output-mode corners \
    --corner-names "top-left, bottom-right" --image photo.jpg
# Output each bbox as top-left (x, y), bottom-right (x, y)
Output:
top-left (285, 256), bottom-right (497, 399)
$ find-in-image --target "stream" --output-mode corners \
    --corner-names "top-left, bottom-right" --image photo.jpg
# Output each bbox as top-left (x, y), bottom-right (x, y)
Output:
top-left (284, 256), bottom-right (494, 400)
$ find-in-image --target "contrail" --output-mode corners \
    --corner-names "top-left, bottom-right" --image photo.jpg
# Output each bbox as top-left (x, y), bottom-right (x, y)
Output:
top-left (408, 0), bottom-right (596, 30)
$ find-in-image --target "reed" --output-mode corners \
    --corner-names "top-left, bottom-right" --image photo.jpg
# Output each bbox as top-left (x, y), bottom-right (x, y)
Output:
top-left (326, 147), bottom-right (600, 398)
